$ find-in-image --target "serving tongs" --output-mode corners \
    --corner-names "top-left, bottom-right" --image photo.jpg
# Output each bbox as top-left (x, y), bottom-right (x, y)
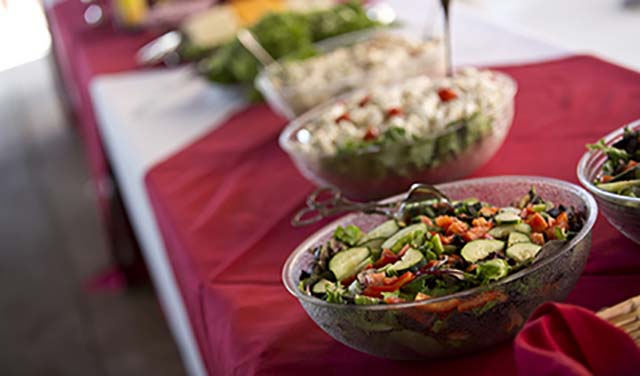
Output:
top-left (292, 183), bottom-right (450, 227)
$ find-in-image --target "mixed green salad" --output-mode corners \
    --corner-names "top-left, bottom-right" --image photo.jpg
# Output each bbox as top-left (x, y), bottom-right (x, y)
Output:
top-left (588, 127), bottom-right (640, 197)
top-left (293, 68), bottom-right (513, 181)
top-left (198, 1), bottom-right (379, 87)
top-left (298, 188), bottom-right (584, 306)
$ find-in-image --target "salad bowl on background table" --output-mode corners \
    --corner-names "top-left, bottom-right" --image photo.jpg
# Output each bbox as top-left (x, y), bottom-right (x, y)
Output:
top-left (256, 27), bottom-right (446, 119)
top-left (279, 69), bottom-right (517, 200)
top-left (283, 176), bottom-right (597, 359)
top-left (578, 119), bottom-right (640, 244)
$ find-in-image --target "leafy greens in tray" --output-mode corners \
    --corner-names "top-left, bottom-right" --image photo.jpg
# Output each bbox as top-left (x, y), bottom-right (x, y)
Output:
top-left (298, 188), bottom-right (585, 305)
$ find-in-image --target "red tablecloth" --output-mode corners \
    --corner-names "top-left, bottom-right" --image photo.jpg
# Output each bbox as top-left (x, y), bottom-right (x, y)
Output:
top-left (146, 55), bottom-right (640, 375)
top-left (47, 0), bottom-right (158, 219)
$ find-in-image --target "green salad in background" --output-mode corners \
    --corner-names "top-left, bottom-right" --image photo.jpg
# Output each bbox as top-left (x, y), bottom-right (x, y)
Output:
top-left (198, 1), bottom-right (380, 87)
top-left (588, 127), bottom-right (640, 197)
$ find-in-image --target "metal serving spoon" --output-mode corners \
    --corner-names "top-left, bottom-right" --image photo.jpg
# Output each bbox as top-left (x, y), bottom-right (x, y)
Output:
top-left (236, 29), bottom-right (283, 70)
top-left (291, 183), bottom-right (450, 227)
top-left (440, 0), bottom-right (453, 77)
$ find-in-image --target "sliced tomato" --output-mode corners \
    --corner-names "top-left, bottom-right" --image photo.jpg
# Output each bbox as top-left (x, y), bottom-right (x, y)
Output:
top-left (462, 226), bottom-right (487, 242)
top-left (398, 244), bottom-right (411, 257)
top-left (625, 160), bottom-right (638, 171)
top-left (363, 127), bottom-right (379, 141)
top-left (471, 217), bottom-right (493, 229)
top-left (435, 215), bottom-right (455, 232)
top-left (420, 216), bottom-right (434, 226)
top-left (555, 211), bottom-right (569, 230)
top-left (341, 274), bottom-right (357, 287)
top-left (362, 272), bottom-right (415, 298)
top-left (438, 88), bottom-right (458, 102)
top-left (373, 249), bottom-right (400, 268)
top-left (530, 232), bottom-right (545, 245)
top-left (438, 233), bottom-right (455, 245)
top-left (447, 220), bottom-right (469, 236)
top-left (364, 272), bottom-right (387, 287)
top-left (479, 206), bottom-right (499, 217)
top-left (386, 107), bottom-right (403, 117)
top-left (601, 175), bottom-right (614, 183)
top-left (335, 113), bottom-right (350, 123)
top-left (526, 213), bottom-right (549, 233)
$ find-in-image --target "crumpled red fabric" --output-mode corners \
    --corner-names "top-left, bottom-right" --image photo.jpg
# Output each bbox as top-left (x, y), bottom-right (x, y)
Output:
top-left (514, 302), bottom-right (640, 376)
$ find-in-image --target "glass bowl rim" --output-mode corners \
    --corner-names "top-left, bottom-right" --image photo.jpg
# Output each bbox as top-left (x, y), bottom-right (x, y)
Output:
top-left (577, 118), bottom-right (640, 204)
top-left (278, 70), bottom-right (518, 156)
top-left (281, 175), bottom-right (598, 311)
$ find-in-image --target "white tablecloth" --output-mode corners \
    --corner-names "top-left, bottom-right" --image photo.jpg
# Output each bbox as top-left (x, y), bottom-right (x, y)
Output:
top-left (90, 3), bottom-right (568, 375)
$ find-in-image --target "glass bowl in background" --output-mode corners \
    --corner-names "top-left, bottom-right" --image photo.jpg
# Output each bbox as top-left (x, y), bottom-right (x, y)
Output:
top-left (577, 119), bottom-right (640, 244)
top-left (256, 27), bottom-right (446, 119)
top-left (279, 71), bottom-right (517, 200)
top-left (282, 176), bottom-right (597, 359)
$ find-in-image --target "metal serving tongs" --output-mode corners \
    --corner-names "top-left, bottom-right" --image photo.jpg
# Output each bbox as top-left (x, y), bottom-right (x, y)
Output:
top-left (292, 184), bottom-right (450, 227)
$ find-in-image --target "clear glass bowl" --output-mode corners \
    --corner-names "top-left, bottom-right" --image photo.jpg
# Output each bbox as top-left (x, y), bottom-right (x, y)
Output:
top-left (279, 71), bottom-right (517, 200)
top-left (282, 176), bottom-right (597, 360)
top-left (577, 119), bottom-right (640, 244)
top-left (256, 27), bottom-right (446, 119)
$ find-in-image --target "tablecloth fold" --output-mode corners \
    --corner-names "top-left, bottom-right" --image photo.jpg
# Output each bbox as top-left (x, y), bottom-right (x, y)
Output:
top-left (515, 302), bottom-right (640, 376)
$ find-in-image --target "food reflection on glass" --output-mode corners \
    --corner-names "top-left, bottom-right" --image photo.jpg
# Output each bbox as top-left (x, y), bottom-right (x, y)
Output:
top-left (298, 187), bottom-right (586, 305)
top-left (587, 127), bottom-right (640, 198)
top-left (258, 32), bottom-right (445, 117)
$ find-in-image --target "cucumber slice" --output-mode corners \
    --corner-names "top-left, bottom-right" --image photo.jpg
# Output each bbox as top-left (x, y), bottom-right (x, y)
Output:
top-left (358, 220), bottom-right (400, 245)
top-left (531, 203), bottom-right (547, 212)
top-left (507, 232), bottom-right (531, 247)
top-left (488, 223), bottom-right (532, 239)
top-left (329, 247), bottom-right (371, 281)
top-left (312, 279), bottom-right (334, 294)
top-left (388, 248), bottom-right (426, 273)
top-left (359, 238), bottom-right (385, 252)
top-left (506, 242), bottom-right (542, 263)
top-left (500, 207), bottom-right (521, 214)
top-left (431, 234), bottom-right (444, 255)
top-left (460, 239), bottom-right (505, 263)
top-left (495, 211), bottom-right (521, 225)
top-left (381, 223), bottom-right (427, 253)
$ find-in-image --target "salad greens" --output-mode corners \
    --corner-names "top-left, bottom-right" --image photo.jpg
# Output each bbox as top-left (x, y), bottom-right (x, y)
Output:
top-left (298, 187), bottom-right (585, 306)
top-left (323, 112), bottom-right (493, 180)
top-left (588, 127), bottom-right (640, 197)
top-left (199, 1), bottom-right (379, 86)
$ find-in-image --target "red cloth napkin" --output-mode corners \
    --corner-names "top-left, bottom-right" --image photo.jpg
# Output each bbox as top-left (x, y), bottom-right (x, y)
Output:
top-left (515, 302), bottom-right (640, 376)
top-left (145, 55), bottom-right (640, 375)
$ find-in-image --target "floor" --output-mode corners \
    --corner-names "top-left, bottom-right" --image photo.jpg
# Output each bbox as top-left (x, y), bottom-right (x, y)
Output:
top-left (0, 57), bottom-right (185, 375)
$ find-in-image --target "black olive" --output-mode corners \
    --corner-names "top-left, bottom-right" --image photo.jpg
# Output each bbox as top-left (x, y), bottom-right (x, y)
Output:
top-left (547, 207), bottom-right (560, 218)
top-left (451, 234), bottom-right (465, 247)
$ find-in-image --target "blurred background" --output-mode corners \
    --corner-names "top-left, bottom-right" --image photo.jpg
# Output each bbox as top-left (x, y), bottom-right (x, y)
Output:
top-left (0, 0), bottom-right (638, 375)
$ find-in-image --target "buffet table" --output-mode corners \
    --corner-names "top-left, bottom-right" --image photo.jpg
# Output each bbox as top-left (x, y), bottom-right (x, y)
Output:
top-left (46, 1), bottom-right (640, 375)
